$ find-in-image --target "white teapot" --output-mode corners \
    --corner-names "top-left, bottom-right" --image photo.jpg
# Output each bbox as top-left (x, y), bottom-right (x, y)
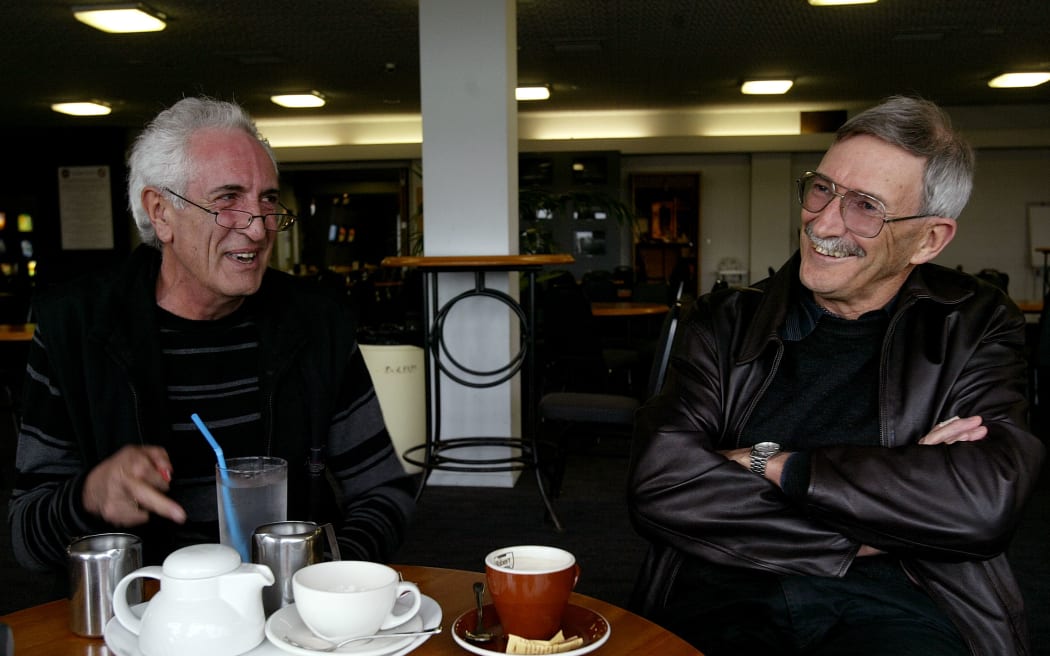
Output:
top-left (112, 543), bottom-right (274, 656)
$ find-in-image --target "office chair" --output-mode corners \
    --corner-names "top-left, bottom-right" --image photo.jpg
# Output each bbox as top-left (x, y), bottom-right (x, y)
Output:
top-left (538, 298), bottom-right (683, 500)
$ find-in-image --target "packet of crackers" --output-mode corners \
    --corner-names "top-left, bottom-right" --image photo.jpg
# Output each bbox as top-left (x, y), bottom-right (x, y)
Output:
top-left (505, 631), bottom-right (584, 654)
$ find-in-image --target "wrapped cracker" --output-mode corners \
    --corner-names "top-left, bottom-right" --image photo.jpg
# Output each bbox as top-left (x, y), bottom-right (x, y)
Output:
top-left (505, 630), bottom-right (585, 654)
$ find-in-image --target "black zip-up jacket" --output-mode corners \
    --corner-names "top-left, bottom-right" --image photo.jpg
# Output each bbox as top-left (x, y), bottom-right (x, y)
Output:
top-left (9, 246), bottom-right (415, 570)
top-left (629, 252), bottom-right (1045, 655)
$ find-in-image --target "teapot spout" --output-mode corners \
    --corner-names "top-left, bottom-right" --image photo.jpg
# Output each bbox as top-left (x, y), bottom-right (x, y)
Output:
top-left (221, 563), bottom-right (275, 618)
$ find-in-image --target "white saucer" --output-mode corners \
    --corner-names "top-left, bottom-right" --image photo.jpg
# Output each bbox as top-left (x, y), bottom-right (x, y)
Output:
top-left (266, 595), bottom-right (441, 656)
top-left (104, 603), bottom-right (283, 656)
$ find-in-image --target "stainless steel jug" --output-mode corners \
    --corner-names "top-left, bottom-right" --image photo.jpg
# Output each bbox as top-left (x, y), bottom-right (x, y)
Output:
top-left (252, 521), bottom-right (340, 616)
top-left (67, 533), bottom-right (142, 637)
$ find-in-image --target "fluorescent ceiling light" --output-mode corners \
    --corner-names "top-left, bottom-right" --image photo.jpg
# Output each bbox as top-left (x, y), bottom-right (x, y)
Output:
top-left (741, 80), bottom-right (794, 95)
top-left (51, 101), bottom-right (112, 116)
top-left (73, 4), bottom-right (167, 33)
top-left (988, 72), bottom-right (1050, 89)
top-left (271, 92), bottom-right (326, 108)
top-left (808, 0), bottom-right (878, 5)
top-left (516, 86), bottom-right (551, 101)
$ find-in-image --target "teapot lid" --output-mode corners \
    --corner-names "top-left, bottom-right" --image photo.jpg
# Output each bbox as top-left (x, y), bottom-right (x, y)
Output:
top-left (162, 544), bottom-right (242, 579)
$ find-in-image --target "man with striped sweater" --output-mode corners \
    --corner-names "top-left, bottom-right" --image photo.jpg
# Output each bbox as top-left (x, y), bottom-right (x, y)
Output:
top-left (9, 97), bottom-right (415, 572)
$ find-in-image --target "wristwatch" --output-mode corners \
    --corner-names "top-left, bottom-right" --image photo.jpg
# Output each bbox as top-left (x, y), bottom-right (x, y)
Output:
top-left (749, 442), bottom-right (781, 476)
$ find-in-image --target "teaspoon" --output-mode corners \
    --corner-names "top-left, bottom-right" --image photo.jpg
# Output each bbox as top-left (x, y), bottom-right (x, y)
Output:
top-left (283, 627), bottom-right (441, 652)
top-left (464, 581), bottom-right (494, 643)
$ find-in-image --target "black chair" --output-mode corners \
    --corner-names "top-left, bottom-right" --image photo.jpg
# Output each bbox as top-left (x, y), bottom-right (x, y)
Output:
top-left (538, 298), bottom-right (684, 499)
top-left (581, 270), bottom-right (617, 302)
top-left (612, 265), bottom-right (636, 297)
top-left (539, 281), bottom-right (635, 395)
top-left (1030, 293), bottom-right (1050, 431)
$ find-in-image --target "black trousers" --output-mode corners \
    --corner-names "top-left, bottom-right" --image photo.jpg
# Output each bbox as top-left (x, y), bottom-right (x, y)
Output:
top-left (657, 557), bottom-right (968, 656)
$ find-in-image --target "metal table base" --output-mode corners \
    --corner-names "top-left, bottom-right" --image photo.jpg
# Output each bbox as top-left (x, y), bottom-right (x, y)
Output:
top-left (383, 255), bottom-right (574, 530)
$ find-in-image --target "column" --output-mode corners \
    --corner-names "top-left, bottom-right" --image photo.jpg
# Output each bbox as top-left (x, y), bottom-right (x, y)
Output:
top-left (418, 0), bottom-right (520, 486)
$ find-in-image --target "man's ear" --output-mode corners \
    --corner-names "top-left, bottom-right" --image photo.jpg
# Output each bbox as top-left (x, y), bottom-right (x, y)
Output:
top-left (909, 217), bottom-right (957, 265)
top-left (143, 187), bottom-right (174, 244)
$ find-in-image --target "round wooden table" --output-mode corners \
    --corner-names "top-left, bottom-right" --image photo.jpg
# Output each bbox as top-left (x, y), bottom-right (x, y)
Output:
top-left (590, 302), bottom-right (668, 317)
top-left (0, 323), bottom-right (34, 342)
top-left (0, 564), bottom-right (702, 655)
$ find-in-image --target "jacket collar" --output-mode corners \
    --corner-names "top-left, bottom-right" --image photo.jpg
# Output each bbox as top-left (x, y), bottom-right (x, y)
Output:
top-left (739, 250), bottom-right (977, 363)
top-left (98, 245), bottom-right (310, 364)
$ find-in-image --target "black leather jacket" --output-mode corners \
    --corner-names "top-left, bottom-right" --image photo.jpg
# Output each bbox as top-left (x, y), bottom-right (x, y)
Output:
top-left (628, 253), bottom-right (1045, 656)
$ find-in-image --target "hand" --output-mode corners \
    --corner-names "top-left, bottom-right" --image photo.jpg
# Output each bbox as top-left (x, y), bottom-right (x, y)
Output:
top-left (83, 445), bottom-right (187, 526)
top-left (918, 415), bottom-right (987, 445)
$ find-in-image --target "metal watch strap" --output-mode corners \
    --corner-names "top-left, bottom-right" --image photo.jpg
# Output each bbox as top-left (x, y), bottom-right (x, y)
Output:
top-left (750, 452), bottom-right (769, 476)
top-left (749, 442), bottom-right (780, 476)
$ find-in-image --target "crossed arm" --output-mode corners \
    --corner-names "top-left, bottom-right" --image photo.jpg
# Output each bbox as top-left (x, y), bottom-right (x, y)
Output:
top-left (718, 414), bottom-right (989, 558)
top-left (721, 414), bottom-right (989, 485)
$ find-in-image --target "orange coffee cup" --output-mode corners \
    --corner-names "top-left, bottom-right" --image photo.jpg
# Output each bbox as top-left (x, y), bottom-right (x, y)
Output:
top-left (484, 545), bottom-right (580, 640)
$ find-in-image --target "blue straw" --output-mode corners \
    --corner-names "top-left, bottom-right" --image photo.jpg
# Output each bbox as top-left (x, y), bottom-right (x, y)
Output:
top-left (191, 413), bottom-right (248, 561)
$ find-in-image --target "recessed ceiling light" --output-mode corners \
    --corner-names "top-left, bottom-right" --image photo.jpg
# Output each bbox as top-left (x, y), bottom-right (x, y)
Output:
top-left (988, 72), bottom-right (1050, 89)
top-left (271, 92), bottom-right (326, 108)
top-left (516, 86), bottom-right (551, 101)
top-left (72, 4), bottom-right (166, 33)
top-left (51, 101), bottom-right (112, 116)
top-left (741, 80), bottom-right (794, 95)
top-left (808, 0), bottom-right (878, 5)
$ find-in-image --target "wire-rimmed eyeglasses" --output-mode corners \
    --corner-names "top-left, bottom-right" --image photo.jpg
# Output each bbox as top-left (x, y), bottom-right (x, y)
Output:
top-left (796, 171), bottom-right (930, 238)
top-left (163, 187), bottom-right (296, 232)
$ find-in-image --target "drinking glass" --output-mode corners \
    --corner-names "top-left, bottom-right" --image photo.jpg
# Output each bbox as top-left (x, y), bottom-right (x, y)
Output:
top-left (216, 456), bottom-right (288, 561)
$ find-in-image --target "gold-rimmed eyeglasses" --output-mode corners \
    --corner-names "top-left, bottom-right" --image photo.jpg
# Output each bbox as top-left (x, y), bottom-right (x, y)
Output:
top-left (796, 171), bottom-right (930, 238)
top-left (163, 187), bottom-right (296, 232)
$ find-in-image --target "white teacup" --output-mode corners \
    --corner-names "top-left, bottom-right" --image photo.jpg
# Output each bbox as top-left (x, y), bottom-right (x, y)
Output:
top-left (292, 561), bottom-right (421, 641)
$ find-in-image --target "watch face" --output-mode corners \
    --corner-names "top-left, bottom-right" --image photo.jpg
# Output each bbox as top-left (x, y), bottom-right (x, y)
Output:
top-left (753, 442), bottom-right (780, 455)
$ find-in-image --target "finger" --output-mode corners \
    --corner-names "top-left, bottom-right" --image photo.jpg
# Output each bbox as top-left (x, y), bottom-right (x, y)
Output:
top-left (140, 446), bottom-right (174, 484)
top-left (944, 425), bottom-right (988, 444)
top-left (936, 415), bottom-right (961, 429)
top-left (133, 483), bottom-right (187, 524)
top-left (940, 415), bottom-right (982, 430)
top-left (920, 418), bottom-right (987, 445)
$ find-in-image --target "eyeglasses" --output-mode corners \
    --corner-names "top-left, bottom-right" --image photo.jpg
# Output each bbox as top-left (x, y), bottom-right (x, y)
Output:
top-left (163, 187), bottom-right (296, 232)
top-left (796, 171), bottom-right (930, 238)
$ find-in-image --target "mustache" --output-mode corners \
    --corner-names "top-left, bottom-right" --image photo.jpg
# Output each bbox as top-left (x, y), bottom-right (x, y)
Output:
top-left (804, 223), bottom-right (866, 257)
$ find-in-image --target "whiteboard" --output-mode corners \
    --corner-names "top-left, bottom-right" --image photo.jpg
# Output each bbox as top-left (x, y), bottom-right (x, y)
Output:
top-left (1028, 204), bottom-right (1050, 268)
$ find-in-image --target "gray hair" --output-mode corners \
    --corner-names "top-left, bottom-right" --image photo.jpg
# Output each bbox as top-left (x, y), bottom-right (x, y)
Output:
top-left (836, 96), bottom-right (975, 219)
top-left (127, 97), bottom-right (278, 248)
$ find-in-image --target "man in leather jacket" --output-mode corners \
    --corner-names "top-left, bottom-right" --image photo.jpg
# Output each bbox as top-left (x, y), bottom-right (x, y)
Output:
top-left (628, 96), bottom-right (1045, 655)
top-left (9, 97), bottom-right (415, 572)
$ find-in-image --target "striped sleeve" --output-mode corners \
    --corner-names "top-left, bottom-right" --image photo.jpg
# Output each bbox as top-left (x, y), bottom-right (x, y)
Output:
top-left (326, 341), bottom-right (415, 562)
top-left (8, 325), bottom-right (109, 572)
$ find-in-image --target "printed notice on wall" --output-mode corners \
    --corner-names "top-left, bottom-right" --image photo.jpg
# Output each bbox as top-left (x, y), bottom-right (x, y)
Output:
top-left (58, 165), bottom-right (115, 250)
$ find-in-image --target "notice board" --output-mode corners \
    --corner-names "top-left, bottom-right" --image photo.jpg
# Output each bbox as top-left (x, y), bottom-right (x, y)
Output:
top-left (58, 165), bottom-right (114, 250)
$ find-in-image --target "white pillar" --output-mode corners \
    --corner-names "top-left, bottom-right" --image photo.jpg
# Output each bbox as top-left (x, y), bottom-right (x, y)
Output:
top-left (418, 0), bottom-right (520, 486)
